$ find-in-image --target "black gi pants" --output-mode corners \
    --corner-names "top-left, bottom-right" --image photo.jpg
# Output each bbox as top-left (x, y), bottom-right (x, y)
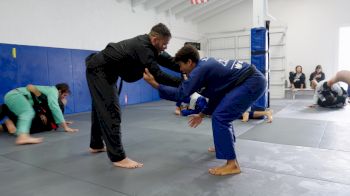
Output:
top-left (86, 53), bottom-right (125, 162)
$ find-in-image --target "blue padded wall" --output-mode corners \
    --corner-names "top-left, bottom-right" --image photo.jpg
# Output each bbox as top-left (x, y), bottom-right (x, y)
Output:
top-left (16, 46), bottom-right (49, 87)
top-left (47, 48), bottom-right (74, 114)
top-left (139, 79), bottom-right (155, 103)
top-left (251, 27), bottom-right (269, 109)
top-left (71, 50), bottom-right (94, 113)
top-left (251, 29), bottom-right (267, 52)
top-left (0, 43), bottom-right (169, 115)
top-left (0, 44), bottom-right (18, 104)
top-left (120, 81), bottom-right (141, 106)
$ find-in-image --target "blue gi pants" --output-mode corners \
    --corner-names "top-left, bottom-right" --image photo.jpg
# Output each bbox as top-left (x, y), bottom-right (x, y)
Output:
top-left (212, 70), bottom-right (266, 160)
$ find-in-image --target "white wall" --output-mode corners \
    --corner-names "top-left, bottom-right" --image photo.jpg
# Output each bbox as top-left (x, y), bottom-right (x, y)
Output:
top-left (198, 0), bottom-right (350, 84)
top-left (0, 0), bottom-right (200, 55)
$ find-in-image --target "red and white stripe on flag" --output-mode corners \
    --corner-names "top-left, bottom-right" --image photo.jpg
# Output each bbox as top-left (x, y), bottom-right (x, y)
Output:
top-left (191, 0), bottom-right (209, 5)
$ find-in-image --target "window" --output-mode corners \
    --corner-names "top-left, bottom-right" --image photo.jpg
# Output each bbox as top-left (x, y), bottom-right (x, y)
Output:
top-left (338, 26), bottom-right (350, 70)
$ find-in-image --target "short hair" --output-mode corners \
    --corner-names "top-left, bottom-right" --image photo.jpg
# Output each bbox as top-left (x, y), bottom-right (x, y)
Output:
top-left (175, 45), bottom-right (200, 64)
top-left (55, 83), bottom-right (70, 94)
top-left (149, 23), bottom-right (171, 38)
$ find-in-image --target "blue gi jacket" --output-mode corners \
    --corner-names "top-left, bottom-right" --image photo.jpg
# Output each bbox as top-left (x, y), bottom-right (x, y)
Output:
top-left (158, 57), bottom-right (252, 115)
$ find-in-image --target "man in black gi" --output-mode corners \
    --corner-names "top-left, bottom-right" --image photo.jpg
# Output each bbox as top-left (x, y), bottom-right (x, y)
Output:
top-left (85, 23), bottom-right (181, 168)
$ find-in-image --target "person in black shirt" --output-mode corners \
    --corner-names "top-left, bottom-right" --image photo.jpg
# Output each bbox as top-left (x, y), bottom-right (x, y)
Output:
top-left (289, 65), bottom-right (306, 89)
top-left (85, 23), bottom-right (181, 169)
top-left (309, 65), bottom-right (326, 89)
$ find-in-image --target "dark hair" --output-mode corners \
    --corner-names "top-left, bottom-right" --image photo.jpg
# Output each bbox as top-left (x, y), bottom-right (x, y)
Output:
top-left (295, 65), bottom-right (303, 72)
top-left (315, 65), bottom-right (322, 71)
top-left (55, 83), bottom-right (70, 94)
top-left (175, 45), bottom-right (200, 64)
top-left (149, 23), bottom-right (171, 38)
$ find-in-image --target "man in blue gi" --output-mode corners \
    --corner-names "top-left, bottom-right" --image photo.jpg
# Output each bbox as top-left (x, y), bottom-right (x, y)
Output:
top-left (143, 45), bottom-right (267, 176)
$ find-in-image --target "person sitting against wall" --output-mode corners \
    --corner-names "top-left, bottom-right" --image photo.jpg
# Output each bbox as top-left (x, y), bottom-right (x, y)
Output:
top-left (1, 83), bottom-right (78, 145)
top-left (309, 65), bottom-right (326, 89)
top-left (289, 65), bottom-right (306, 89)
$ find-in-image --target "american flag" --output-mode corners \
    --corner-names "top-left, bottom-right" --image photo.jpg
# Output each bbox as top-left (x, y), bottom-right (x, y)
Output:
top-left (191, 0), bottom-right (209, 5)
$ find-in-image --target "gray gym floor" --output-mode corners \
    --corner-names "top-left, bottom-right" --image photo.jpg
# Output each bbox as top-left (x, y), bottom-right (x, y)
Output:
top-left (1, 98), bottom-right (350, 196)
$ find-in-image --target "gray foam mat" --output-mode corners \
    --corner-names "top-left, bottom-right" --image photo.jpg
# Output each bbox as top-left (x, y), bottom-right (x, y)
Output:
top-left (238, 118), bottom-right (327, 147)
top-left (2, 99), bottom-right (350, 195)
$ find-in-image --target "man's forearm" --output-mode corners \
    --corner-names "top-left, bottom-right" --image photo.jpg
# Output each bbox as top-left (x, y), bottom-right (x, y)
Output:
top-left (150, 81), bottom-right (160, 89)
top-left (154, 72), bottom-right (181, 87)
top-left (26, 84), bottom-right (41, 97)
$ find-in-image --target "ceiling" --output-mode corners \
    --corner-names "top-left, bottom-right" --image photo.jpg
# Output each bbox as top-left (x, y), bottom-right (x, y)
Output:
top-left (116, 0), bottom-right (247, 23)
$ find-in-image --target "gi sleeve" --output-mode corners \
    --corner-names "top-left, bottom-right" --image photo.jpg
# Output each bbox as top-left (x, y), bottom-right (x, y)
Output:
top-left (37, 86), bottom-right (65, 124)
top-left (149, 62), bottom-right (181, 87)
top-left (331, 83), bottom-right (344, 96)
top-left (158, 67), bottom-right (206, 103)
top-left (137, 48), bottom-right (181, 87)
top-left (157, 51), bottom-right (180, 73)
top-left (201, 98), bottom-right (220, 115)
top-left (181, 109), bottom-right (196, 116)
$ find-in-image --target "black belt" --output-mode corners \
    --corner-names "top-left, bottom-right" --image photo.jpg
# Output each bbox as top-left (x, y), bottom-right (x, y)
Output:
top-left (219, 65), bottom-right (257, 96)
top-left (234, 65), bottom-right (256, 87)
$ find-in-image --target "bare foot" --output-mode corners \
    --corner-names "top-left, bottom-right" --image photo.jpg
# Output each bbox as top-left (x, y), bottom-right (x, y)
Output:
top-left (5, 119), bottom-right (16, 134)
top-left (89, 147), bottom-right (106, 153)
top-left (15, 134), bottom-right (43, 145)
top-left (208, 146), bottom-right (215, 152)
top-left (174, 107), bottom-right (181, 115)
top-left (113, 157), bottom-right (143, 169)
top-left (266, 109), bottom-right (273, 123)
top-left (241, 112), bottom-right (249, 122)
top-left (208, 160), bottom-right (241, 176)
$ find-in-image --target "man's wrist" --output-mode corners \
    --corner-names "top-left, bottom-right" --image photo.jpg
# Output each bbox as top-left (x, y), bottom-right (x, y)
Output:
top-left (152, 81), bottom-right (160, 89)
top-left (199, 112), bottom-right (206, 118)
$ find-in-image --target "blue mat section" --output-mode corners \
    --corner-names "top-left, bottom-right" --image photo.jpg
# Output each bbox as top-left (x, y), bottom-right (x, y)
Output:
top-left (16, 46), bottom-right (49, 87)
top-left (71, 50), bottom-right (93, 113)
top-left (0, 44), bottom-right (19, 104)
top-left (0, 43), bottom-right (174, 114)
top-left (251, 27), bottom-right (269, 109)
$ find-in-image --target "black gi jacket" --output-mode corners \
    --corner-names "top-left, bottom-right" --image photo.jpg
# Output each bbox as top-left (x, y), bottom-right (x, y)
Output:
top-left (101, 34), bottom-right (181, 87)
